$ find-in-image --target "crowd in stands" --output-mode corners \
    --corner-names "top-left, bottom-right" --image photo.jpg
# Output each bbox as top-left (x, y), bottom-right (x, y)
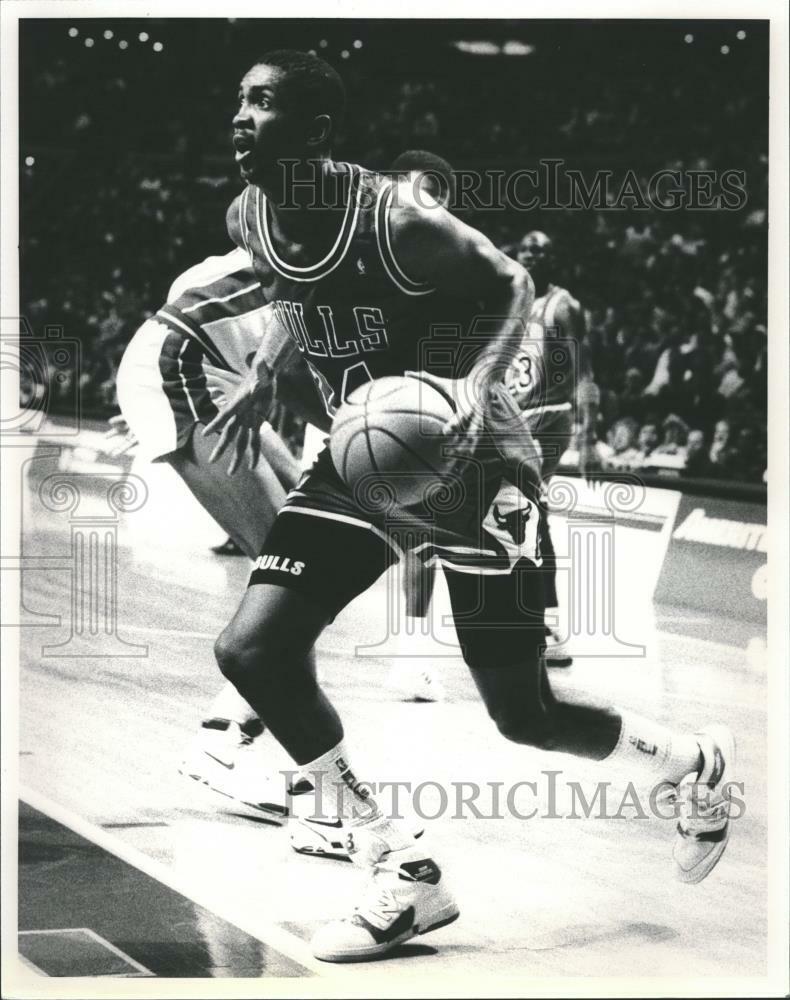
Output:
top-left (19, 20), bottom-right (768, 483)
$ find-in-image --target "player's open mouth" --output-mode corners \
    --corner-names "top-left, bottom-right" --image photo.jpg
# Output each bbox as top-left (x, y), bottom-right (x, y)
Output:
top-left (233, 133), bottom-right (254, 165)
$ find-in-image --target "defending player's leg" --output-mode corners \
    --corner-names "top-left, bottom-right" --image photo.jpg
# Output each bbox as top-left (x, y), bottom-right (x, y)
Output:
top-left (532, 409), bottom-right (575, 668)
top-left (448, 561), bottom-right (737, 881)
top-left (166, 423), bottom-right (311, 816)
top-left (167, 421), bottom-right (292, 561)
top-left (536, 500), bottom-right (573, 668)
top-left (387, 552), bottom-right (445, 702)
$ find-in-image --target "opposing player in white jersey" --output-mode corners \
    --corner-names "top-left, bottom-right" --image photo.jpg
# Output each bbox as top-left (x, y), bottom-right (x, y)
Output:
top-left (116, 248), bottom-right (327, 819)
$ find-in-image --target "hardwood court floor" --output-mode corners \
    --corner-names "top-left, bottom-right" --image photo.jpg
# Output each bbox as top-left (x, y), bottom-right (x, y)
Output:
top-left (14, 454), bottom-right (769, 989)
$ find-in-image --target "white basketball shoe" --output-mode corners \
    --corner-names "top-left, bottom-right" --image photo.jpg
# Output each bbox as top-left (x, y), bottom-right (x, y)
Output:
top-left (387, 659), bottom-right (445, 702)
top-left (290, 812), bottom-right (425, 860)
top-left (178, 718), bottom-right (290, 823)
top-left (311, 828), bottom-right (459, 962)
top-left (673, 724), bottom-right (737, 884)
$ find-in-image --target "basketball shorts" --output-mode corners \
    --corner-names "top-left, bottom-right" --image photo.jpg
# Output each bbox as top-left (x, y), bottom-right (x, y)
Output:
top-left (248, 446), bottom-right (546, 669)
top-left (117, 319), bottom-right (227, 462)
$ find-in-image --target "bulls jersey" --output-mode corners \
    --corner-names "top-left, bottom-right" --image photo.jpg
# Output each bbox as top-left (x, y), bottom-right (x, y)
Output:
top-left (508, 284), bottom-right (580, 410)
top-left (155, 248), bottom-right (272, 376)
top-left (232, 162), bottom-right (480, 415)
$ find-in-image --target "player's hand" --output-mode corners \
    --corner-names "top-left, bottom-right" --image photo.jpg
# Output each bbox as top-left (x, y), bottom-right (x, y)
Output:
top-left (203, 369), bottom-right (275, 475)
top-left (103, 413), bottom-right (139, 457)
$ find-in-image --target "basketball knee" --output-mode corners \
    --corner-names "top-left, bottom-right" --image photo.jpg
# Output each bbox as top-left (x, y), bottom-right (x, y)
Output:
top-left (214, 626), bottom-right (259, 686)
top-left (214, 620), bottom-right (311, 692)
top-left (489, 703), bottom-right (558, 750)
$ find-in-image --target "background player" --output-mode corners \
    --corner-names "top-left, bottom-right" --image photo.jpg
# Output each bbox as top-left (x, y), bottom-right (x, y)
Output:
top-left (205, 50), bottom-right (737, 962)
top-left (508, 229), bottom-right (600, 667)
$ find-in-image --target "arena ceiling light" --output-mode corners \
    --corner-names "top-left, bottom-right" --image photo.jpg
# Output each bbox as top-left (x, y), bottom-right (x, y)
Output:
top-left (453, 40), bottom-right (534, 56)
top-left (502, 40), bottom-right (535, 55)
top-left (454, 40), bottom-right (500, 55)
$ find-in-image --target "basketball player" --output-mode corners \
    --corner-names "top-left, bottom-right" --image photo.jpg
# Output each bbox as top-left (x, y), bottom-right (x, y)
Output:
top-left (115, 248), bottom-right (329, 819)
top-left (507, 230), bottom-right (599, 667)
top-left (205, 50), bottom-right (737, 961)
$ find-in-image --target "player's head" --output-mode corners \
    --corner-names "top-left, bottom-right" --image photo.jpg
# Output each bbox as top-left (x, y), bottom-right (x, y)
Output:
top-left (389, 150), bottom-right (454, 209)
top-left (233, 49), bottom-right (346, 183)
top-left (517, 231), bottom-right (553, 289)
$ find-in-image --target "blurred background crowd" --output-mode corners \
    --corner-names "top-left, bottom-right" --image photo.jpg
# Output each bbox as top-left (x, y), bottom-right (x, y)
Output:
top-left (20, 19), bottom-right (768, 483)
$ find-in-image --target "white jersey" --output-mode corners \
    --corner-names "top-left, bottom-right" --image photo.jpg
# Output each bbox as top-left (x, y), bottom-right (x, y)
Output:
top-left (118, 250), bottom-right (274, 461)
top-left (156, 248), bottom-right (272, 376)
top-left (509, 284), bottom-right (580, 410)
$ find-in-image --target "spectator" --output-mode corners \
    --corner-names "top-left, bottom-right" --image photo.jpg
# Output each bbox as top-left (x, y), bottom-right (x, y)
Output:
top-left (602, 417), bottom-right (641, 470)
top-left (708, 419), bottom-right (733, 476)
top-left (682, 429), bottom-right (713, 478)
top-left (654, 414), bottom-right (690, 457)
top-left (635, 423), bottom-right (659, 465)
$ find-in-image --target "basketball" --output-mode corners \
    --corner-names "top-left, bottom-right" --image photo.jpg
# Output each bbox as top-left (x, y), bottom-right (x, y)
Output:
top-left (330, 375), bottom-right (455, 508)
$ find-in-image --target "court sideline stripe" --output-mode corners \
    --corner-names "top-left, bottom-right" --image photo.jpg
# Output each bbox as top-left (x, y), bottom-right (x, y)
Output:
top-left (19, 785), bottom-right (326, 978)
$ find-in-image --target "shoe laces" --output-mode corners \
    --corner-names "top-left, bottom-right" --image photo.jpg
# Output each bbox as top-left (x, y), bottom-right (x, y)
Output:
top-left (353, 873), bottom-right (402, 930)
top-left (677, 777), bottom-right (729, 833)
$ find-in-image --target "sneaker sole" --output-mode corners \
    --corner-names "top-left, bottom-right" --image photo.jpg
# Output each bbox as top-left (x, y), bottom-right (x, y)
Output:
top-left (313, 903), bottom-right (460, 962)
top-left (179, 767), bottom-right (289, 825)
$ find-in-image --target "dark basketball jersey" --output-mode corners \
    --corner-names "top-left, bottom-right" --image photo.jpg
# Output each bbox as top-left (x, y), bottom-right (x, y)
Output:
top-left (233, 162), bottom-right (480, 417)
top-left (233, 162), bottom-right (541, 572)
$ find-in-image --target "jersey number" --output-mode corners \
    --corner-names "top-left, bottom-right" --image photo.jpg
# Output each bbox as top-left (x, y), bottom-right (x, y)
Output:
top-left (306, 360), bottom-right (375, 417)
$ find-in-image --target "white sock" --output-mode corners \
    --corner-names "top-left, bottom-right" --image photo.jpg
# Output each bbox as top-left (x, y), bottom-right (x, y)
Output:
top-left (302, 740), bottom-right (414, 850)
top-left (204, 682), bottom-right (260, 729)
top-left (605, 711), bottom-right (702, 786)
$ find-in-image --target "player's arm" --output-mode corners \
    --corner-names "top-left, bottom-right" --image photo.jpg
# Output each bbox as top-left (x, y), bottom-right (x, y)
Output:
top-left (203, 210), bottom-right (304, 473)
top-left (276, 353), bottom-right (333, 434)
top-left (388, 185), bottom-right (534, 446)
